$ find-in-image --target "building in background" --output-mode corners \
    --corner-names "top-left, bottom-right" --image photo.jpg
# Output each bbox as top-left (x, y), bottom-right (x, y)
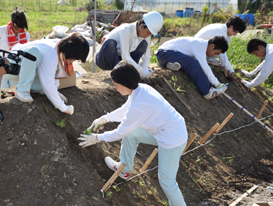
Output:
top-left (123, 0), bottom-right (238, 17)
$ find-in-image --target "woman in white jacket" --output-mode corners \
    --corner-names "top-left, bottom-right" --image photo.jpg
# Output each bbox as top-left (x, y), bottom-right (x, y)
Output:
top-left (0, 32), bottom-right (89, 115)
top-left (0, 8), bottom-right (30, 88)
top-left (78, 61), bottom-right (188, 206)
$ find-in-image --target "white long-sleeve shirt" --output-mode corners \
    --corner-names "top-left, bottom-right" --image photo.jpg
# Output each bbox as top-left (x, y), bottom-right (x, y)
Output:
top-left (97, 83), bottom-right (188, 149)
top-left (194, 23), bottom-right (234, 73)
top-left (98, 22), bottom-right (151, 74)
top-left (12, 39), bottom-right (68, 112)
top-left (158, 37), bottom-right (220, 87)
top-left (0, 25), bottom-right (30, 52)
top-left (248, 44), bottom-right (273, 87)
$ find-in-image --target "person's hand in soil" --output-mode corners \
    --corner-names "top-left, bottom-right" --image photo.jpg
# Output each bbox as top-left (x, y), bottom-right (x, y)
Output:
top-left (88, 116), bottom-right (107, 132)
top-left (64, 105), bottom-right (74, 115)
top-left (78, 133), bottom-right (99, 148)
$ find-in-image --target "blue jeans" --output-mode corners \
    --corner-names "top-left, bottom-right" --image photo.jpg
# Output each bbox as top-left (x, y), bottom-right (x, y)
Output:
top-left (120, 127), bottom-right (187, 206)
top-left (96, 39), bottom-right (148, 70)
top-left (16, 47), bottom-right (43, 92)
top-left (156, 49), bottom-right (211, 95)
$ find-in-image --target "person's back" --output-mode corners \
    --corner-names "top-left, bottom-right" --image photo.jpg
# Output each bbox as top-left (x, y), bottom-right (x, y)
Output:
top-left (195, 23), bottom-right (227, 40)
top-left (194, 16), bottom-right (246, 78)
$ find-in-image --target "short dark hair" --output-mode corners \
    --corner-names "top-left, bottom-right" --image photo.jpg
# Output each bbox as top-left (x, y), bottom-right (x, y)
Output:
top-left (111, 60), bottom-right (140, 90)
top-left (208, 36), bottom-right (228, 53)
top-left (11, 7), bottom-right (28, 30)
top-left (58, 32), bottom-right (89, 63)
top-left (247, 38), bottom-right (267, 53)
top-left (138, 19), bottom-right (148, 29)
top-left (226, 16), bottom-right (246, 33)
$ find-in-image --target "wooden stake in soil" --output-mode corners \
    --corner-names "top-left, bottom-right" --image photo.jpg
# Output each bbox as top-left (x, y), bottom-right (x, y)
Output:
top-left (256, 100), bottom-right (268, 119)
top-left (183, 133), bottom-right (198, 154)
top-left (198, 123), bottom-right (220, 144)
top-left (213, 113), bottom-right (234, 135)
top-left (229, 185), bottom-right (258, 206)
top-left (140, 148), bottom-right (158, 173)
top-left (223, 93), bottom-right (273, 134)
top-left (101, 163), bottom-right (126, 193)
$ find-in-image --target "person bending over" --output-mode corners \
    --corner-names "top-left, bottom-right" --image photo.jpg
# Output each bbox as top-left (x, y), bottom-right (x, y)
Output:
top-left (195, 15), bottom-right (246, 79)
top-left (0, 32), bottom-right (89, 115)
top-left (156, 36), bottom-right (229, 100)
top-left (78, 60), bottom-right (188, 206)
top-left (241, 38), bottom-right (273, 88)
top-left (95, 11), bottom-right (163, 79)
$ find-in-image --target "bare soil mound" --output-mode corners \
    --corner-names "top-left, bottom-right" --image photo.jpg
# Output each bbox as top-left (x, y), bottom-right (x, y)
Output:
top-left (1, 64), bottom-right (273, 206)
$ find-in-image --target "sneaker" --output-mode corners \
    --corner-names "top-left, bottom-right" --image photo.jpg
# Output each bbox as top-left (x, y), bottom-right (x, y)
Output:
top-left (203, 86), bottom-right (227, 100)
top-left (104, 157), bottom-right (130, 180)
top-left (241, 70), bottom-right (253, 78)
top-left (15, 91), bottom-right (33, 102)
top-left (267, 186), bottom-right (273, 193)
top-left (166, 62), bottom-right (181, 71)
top-left (207, 59), bottom-right (221, 67)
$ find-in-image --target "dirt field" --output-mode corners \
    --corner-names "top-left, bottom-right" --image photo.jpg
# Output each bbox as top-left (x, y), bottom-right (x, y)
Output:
top-left (1, 64), bottom-right (273, 206)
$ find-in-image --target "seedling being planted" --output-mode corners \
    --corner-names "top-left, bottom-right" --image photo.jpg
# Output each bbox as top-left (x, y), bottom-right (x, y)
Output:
top-left (55, 118), bottom-right (66, 128)
top-left (84, 124), bottom-right (103, 135)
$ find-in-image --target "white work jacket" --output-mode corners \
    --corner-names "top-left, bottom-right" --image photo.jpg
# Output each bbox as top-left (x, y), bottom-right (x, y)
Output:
top-left (101, 22), bottom-right (151, 74)
top-left (158, 37), bottom-right (220, 87)
top-left (248, 44), bottom-right (273, 87)
top-left (194, 23), bottom-right (234, 73)
top-left (97, 83), bottom-right (188, 149)
top-left (12, 39), bottom-right (68, 112)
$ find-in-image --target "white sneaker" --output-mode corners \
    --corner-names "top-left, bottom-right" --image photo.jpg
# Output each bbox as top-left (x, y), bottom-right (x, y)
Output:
top-left (104, 157), bottom-right (130, 180)
top-left (241, 70), bottom-right (253, 78)
top-left (166, 62), bottom-right (181, 71)
top-left (15, 91), bottom-right (33, 102)
top-left (267, 186), bottom-right (273, 193)
top-left (203, 85), bottom-right (227, 100)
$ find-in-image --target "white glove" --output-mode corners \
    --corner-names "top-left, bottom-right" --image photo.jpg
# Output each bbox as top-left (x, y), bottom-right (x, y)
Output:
top-left (88, 116), bottom-right (107, 132)
top-left (241, 79), bottom-right (251, 88)
top-left (58, 91), bottom-right (68, 103)
top-left (141, 68), bottom-right (154, 78)
top-left (78, 133), bottom-right (99, 148)
top-left (241, 70), bottom-right (253, 78)
top-left (64, 105), bottom-right (74, 115)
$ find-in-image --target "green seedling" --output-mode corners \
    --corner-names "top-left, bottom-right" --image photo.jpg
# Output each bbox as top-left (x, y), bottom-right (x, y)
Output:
top-left (113, 185), bottom-right (121, 192)
top-left (55, 118), bottom-right (66, 128)
top-left (43, 104), bottom-right (50, 114)
top-left (84, 124), bottom-right (103, 135)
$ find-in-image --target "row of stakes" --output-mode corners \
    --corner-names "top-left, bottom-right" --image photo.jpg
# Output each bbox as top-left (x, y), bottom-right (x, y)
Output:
top-left (101, 96), bottom-right (270, 194)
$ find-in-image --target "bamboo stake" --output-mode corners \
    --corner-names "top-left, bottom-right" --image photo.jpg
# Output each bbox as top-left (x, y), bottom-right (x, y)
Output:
top-left (140, 148), bottom-right (158, 173)
top-left (213, 113), bottom-right (234, 135)
top-left (101, 163), bottom-right (126, 193)
top-left (198, 123), bottom-right (220, 144)
top-left (256, 100), bottom-right (268, 119)
top-left (229, 185), bottom-right (258, 206)
top-left (183, 133), bottom-right (198, 154)
top-left (223, 93), bottom-right (273, 134)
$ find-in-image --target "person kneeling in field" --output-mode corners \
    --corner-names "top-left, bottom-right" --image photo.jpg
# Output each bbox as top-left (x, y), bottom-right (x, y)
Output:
top-left (241, 38), bottom-right (273, 88)
top-left (0, 32), bottom-right (89, 115)
top-left (78, 60), bottom-right (189, 206)
top-left (194, 15), bottom-right (246, 79)
top-left (95, 11), bottom-right (163, 79)
top-left (156, 36), bottom-right (229, 100)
